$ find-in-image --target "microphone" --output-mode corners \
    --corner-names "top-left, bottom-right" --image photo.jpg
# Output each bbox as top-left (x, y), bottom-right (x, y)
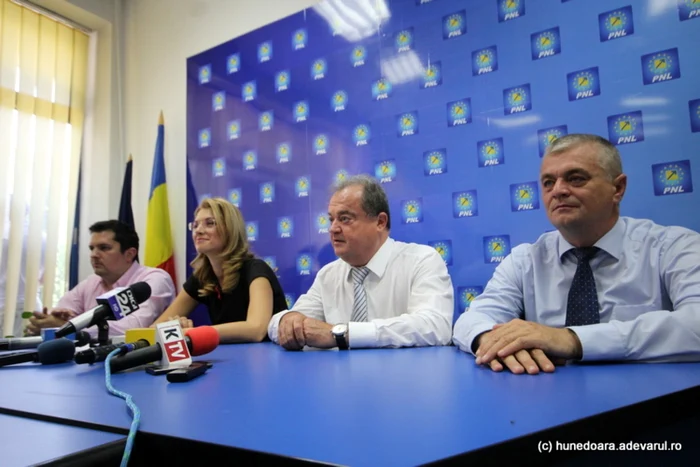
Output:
top-left (55, 282), bottom-right (152, 338)
top-left (74, 339), bottom-right (151, 365)
top-left (0, 331), bottom-right (90, 351)
top-left (109, 326), bottom-right (219, 373)
top-left (0, 339), bottom-right (76, 368)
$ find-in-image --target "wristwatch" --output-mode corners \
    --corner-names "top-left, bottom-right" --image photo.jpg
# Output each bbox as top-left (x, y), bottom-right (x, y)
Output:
top-left (331, 324), bottom-right (349, 350)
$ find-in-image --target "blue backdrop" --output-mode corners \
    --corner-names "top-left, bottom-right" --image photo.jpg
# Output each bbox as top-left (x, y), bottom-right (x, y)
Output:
top-left (186, 0), bottom-right (699, 321)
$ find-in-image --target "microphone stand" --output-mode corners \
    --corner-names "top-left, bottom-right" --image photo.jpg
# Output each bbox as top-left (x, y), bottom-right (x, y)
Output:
top-left (92, 318), bottom-right (111, 347)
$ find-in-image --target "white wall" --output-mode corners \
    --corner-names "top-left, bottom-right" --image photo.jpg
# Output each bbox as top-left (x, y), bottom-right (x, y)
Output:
top-left (37, 0), bottom-right (319, 285)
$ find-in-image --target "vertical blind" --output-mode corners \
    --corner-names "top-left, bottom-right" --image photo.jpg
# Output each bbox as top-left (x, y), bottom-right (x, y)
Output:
top-left (0, 0), bottom-right (89, 336)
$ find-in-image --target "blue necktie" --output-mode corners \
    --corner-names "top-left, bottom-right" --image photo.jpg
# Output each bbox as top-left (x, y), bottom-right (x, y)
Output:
top-left (565, 247), bottom-right (600, 326)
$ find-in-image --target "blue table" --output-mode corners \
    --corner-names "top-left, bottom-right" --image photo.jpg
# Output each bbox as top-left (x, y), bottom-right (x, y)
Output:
top-left (0, 412), bottom-right (124, 467)
top-left (0, 344), bottom-right (698, 466)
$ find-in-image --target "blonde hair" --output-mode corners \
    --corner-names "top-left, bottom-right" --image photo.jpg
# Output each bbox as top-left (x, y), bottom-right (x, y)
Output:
top-left (190, 197), bottom-right (253, 296)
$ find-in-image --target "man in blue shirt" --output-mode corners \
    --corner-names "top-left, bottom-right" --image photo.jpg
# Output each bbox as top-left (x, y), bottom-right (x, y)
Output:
top-left (453, 133), bottom-right (700, 374)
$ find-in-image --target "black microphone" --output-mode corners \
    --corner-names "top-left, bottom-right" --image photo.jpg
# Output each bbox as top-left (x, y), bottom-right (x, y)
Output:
top-left (0, 331), bottom-right (90, 351)
top-left (74, 339), bottom-right (151, 365)
top-left (0, 339), bottom-right (75, 368)
top-left (55, 282), bottom-right (152, 338)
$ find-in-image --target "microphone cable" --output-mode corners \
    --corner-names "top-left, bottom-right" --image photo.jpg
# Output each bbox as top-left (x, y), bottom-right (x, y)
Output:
top-left (105, 347), bottom-right (141, 467)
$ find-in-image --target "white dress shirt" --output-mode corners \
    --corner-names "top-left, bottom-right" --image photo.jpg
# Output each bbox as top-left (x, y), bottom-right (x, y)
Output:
top-left (268, 238), bottom-right (454, 348)
top-left (453, 217), bottom-right (700, 362)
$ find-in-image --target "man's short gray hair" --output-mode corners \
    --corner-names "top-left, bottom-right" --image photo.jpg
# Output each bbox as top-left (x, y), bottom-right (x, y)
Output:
top-left (545, 133), bottom-right (623, 180)
top-left (333, 174), bottom-right (391, 230)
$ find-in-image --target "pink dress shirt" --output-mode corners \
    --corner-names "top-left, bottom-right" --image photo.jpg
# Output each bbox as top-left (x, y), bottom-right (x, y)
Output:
top-left (55, 261), bottom-right (176, 337)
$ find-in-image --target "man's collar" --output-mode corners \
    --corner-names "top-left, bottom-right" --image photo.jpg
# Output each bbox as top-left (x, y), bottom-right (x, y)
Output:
top-left (557, 218), bottom-right (624, 261)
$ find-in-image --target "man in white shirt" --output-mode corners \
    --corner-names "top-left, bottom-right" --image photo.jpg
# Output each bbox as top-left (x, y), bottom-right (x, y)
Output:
top-left (268, 175), bottom-right (454, 349)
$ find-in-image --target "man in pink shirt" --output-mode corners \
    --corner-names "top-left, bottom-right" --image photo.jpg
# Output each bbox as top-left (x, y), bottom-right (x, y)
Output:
top-left (26, 220), bottom-right (175, 337)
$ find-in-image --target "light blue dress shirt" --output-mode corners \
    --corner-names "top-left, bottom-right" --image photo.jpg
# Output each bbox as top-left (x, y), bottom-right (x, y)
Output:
top-left (453, 217), bottom-right (700, 362)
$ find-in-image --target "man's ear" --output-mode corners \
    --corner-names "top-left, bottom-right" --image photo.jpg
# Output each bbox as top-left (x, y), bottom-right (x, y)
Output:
top-left (124, 247), bottom-right (138, 263)
top-left (376, 212), bottom-right (388, 230)
top-left (613, 173), bottom-right (627, 205)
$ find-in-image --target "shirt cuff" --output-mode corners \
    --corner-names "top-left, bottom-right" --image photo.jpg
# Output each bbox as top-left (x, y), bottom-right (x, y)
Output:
top-left (453, 321), bottom-right (494, 355)
top-left (348, 322), bottom-right (377, 348)
top-left (267, 310), bottom-right (291, 344)
top-left (568, 324), bottom-right (626, 361)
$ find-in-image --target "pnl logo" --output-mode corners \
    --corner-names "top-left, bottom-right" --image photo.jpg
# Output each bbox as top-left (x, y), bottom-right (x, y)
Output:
top-left (375, 160), bottom-right (397, 183)
top-left (422, 62), bottom-right (442, 88)
top-left (458, 286), bottom-right (484, 312)
top-left (263, 256), bottom-right (277, 272)
top-left (313, 134), bottom-right (329, 155)
top-left (607, 111), bottom-right (644, 145)
top-left (212, 92), bottom-right (225, 111)
top-left (212, 158), bottom-right (225, 177)
top-left (443, 11), bottom-right (466, 39)
top-left (483, 235), bottom-right (511, 263)
top-left (242, 81), bottom-right (256, 102)
top-left (292, 28), bottom-right (307, 50)
top-left (531, 27), bottom-right (561, 60)
top-left (245, 221), bottom-right (258, 241)
top-left (372, 78), bottom-right (392, 100)
top-left (424, 149), bottom-right (448, 176)
top-left (498, 0), bottom-right (525, 22)
top-left (311, 58), bottom-right (327, 80)
top-left (678, 0), bottom-right (700, 21)
top-left (285, 293), bottom-right (296, 309)
top-left (395, 28), bottom-right (414, 53)
top-left (510, 182), bottom-right (540, 211)
top-left (228, 189), bottom-right (241, 207)
top-left (277, 142), bottom-right (291, 164)
top-left (652, 160), bottom-right (693, 196)
top-left (227, 54), bottom-right (240, 74)
top-left (259, 111), bottom-right (273, 131)
top-left (567, 67), bottom-right (601, 101)
top-left (227, 120), bottom-right (240, 140)
top-left (472, 46), bottom-right (498, 76)
top-left (332, 90), bottom-right (348, 112)
top-left (599, 6), bottom-right (634, 42)
top-left (334, 170), bottom-right (349, 185)
top-left (353, 124), bottom-right (371, 146)
top-left (477, 138), bottom-right (505, 167)
top-left (351, 46), bottom-right (367, 67)
top-left (429, 240), bottom-right (453, 266)
top-left (315, 212), bottom-right (330, 234)
top-left (294, 101), bottom-right (309, 122)
top-left (397, 112), bottom-right (419, 137)
top-left (642, 48), bottom-right (681, 85)
top-left (453, 191), bottom-right (478, 218)
top-left (503, 84), bottom-right (532, 114)
top-left (243, 150), bottom-right (258, 170)
top-left (538, 125), bottom-right (568, 157)
top-left (275, 70), bottom-right (290, 92)
top-left (297, 254), bottom-right (312, 275)
top-left (447, 99), bottom-right (472, 126)
top-left (198, 128), bottom-right (211, 148)
top-left (278, 217), bottom-right (293, 238)
top-left (260, 182), bottom-right (275, 203)
top-left (401, 199), bottom-right (423, 224)
top-left (295, 176), bottom-right (310, 197)
top-left (198, 65), bottom-right (211, 84)
top-left (258, 41), bottom-right (272, 63)
top-left (690, 99), bottom-right (700, 132)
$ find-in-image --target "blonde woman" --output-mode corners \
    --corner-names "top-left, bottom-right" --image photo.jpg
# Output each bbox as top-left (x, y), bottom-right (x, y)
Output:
top-left (154, 198), bottom-right (286, 343)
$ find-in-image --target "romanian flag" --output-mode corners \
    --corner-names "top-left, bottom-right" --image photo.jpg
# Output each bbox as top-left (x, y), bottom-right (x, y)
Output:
top-left (145, 112), bottom-right (177, 287)
top-left (118, 155), bottom-right (135, 231)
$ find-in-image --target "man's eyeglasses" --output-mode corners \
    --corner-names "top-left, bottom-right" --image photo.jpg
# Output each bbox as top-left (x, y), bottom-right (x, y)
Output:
top-left (188, 218), bottom-right (216, 231)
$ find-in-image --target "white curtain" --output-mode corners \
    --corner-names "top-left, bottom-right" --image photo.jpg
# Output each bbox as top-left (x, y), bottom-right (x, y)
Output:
top-left (0, 0), bottom-right (89, 336)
